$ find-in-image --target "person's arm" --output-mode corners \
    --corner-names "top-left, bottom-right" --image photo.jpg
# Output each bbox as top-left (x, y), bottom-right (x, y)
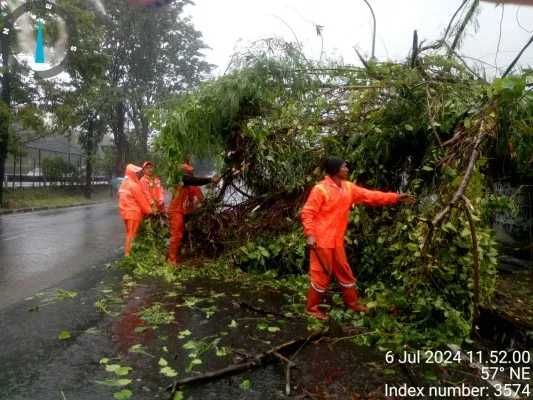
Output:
top-left (349, 182), bottom-right (399, 206)
top-left (155, 178), bottom-right (165, 206)
top-left (182, 175), bottom-right (213, 186)
top-left (301, 186), bottom-right (326, 246)
top-left (133, 184), bottom-right (153, 215)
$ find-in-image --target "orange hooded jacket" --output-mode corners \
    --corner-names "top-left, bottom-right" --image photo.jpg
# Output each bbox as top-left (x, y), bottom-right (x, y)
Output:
top-left (118, 164), bottom-right (153, 220)
top-left (167, 163), bottom-right (204, 215)
top-left (301, 176), bottom-right (399, 248)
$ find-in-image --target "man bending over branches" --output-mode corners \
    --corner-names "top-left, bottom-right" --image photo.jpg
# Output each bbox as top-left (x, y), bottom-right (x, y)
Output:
top-left (301, 156), bottom-right (416, 320)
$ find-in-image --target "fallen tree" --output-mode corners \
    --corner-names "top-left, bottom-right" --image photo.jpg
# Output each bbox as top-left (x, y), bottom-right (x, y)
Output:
top-left (140, 24), bottom-right (533, 350)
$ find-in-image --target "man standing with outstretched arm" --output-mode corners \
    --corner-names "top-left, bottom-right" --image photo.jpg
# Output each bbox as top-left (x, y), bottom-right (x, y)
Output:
top-left (301, 156), bottom-right (416, 320)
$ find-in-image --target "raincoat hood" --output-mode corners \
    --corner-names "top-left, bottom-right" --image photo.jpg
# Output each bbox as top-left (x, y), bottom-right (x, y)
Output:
top-left (125, 164), bottom-right (142, 182)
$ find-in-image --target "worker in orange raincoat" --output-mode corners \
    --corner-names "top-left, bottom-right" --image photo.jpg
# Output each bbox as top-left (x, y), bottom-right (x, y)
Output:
top-left (301, 156), bottom-right (416, 320)
top-left (118, 164), bottom-right (153, 255)
top-left (139, 161), bottom-right (166, 212)
top-left (166, 159), bottom-right (220, 265)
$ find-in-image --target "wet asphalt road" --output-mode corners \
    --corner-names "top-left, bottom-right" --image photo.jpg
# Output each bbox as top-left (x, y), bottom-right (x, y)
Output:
top-left (0, 203), bottom-right (126, 399)
top-left (0, 203), bottom-right (124, 310)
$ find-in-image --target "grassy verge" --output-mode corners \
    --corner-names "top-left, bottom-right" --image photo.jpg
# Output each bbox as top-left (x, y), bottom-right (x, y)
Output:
top-left (1, 185), bottom-right (115, 210)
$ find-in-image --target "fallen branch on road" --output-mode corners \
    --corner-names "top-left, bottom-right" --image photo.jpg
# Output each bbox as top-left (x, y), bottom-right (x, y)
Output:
top-left (166, 328), bottom-right (328, 398)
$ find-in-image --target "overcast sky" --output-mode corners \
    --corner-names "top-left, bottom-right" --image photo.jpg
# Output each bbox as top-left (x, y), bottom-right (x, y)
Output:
top-left (186, 0), bottom-right (533, 78)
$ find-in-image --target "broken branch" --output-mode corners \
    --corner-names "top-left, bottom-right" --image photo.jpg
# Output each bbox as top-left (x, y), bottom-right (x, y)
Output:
top-left (167, 329), bottom-right (328, 397)
top-left (461, 194), bottom-right (479, 338)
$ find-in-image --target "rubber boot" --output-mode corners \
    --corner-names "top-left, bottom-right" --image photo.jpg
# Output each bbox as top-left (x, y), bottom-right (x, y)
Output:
top-left (166, 242), bottom-right (180, 265)
top-left (341, 285), bottom-right (369, 313)
top-left (305, 286), bottom-right (330, 321)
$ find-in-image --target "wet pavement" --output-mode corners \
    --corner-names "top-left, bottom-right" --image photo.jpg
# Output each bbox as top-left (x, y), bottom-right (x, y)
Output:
top-left (2, 264), bottom-right (529, 400)
top-left (0, 203), bottom-right (124, 309)
top-left (1, 203), bottom-right (532, 399)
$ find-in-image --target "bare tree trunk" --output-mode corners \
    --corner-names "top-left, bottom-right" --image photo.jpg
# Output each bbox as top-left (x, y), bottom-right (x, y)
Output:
top-left (113, 103), bottom-right (126, 177)
top-left (140, 114), bottom-right (149, 159)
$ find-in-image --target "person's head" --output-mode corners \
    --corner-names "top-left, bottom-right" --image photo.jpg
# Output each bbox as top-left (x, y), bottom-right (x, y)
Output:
top-left (142, 161), bottom-right (153, 176)
top-left (125, 164), bottom-right (142, 182)
top-left (180, 163), bottom-right (194, 176)
top-left (322, 156), bottom-right (349, 180)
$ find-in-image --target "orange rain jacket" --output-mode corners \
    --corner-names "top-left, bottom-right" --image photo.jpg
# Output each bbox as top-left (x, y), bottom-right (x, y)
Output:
top-left (118, 164), bottom-right (153, 220)
top-left (167, 164), bottom-right (206, 215)
top-left (301, 176), bottom-right (400, 248)
top-left (139, 175), bottom-right (166, 210)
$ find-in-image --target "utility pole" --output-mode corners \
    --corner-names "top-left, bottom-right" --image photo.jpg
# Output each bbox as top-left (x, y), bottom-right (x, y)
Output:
top-left (362, 0), bottom-right (376, 59)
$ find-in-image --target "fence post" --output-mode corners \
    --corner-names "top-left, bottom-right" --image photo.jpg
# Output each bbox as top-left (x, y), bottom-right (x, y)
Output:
top-left (38, 149), bottom-right (41, 187)
top-left (12, 157), bottom-right (15, 188)
top-left (19, 156), bottom-right (22, 188)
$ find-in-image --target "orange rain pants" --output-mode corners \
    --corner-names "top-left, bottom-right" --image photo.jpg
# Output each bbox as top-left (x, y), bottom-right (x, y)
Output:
top-left (118, 164), bottom-right (153, 255)
top-left (302, 176), bottom-right (399, 292)
top-left (167, 213), bottom-right (185, 264)
top-left (167, 184), bottom-right (203, 264)
top-left (123, 219), bottom-right (142, 255)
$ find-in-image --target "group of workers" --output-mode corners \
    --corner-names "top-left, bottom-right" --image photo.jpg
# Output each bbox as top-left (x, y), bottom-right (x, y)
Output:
top-left (117, 157), bottom-right (219, 263)
top-left (117, 155), bottom-right (416, 320)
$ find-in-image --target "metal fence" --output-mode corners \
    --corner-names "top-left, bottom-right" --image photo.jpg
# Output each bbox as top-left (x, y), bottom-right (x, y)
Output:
top-left (3, 146), bottom-right (108, 188)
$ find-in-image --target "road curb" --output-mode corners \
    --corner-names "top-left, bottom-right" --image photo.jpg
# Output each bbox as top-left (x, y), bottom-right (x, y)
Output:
top-left (0, 201), bottom-right (112, 216)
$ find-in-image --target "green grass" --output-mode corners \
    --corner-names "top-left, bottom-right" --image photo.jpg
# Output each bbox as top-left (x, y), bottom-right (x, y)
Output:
top-left (1, 186), bottom-right (114, 210)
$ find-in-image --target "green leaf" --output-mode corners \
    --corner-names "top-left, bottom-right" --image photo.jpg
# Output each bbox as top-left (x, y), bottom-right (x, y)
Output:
top-left (58, 331), bottom-right (71, 340)
top-left (114, 367), bottom-right (132, 376)
top-left (113, 389), bottom-right (132, 399)
top-left (404, 124), bottom-right (413, 131)
top-left (191, 358), bottom-right (202, 365)
top-left (94, 379), bottom-right (132, 387)
top-left (106, 364), bottom-right (121, 372)
top-left (160, 366), bottom-right (178, 377)
top-left (183, 341), bottom-right (196, 350)
top-left (134, 326), bottom-right (148, 333)
top-left (85, 327), bottom-right (100, 334)
top-left (173, 392), bottom-right (184, 400)
top-left (159, 358), bottom-right (168, 367)
top-left (239, 379), bottom-right (251, 390)
top-left (216, 347), bottom-right (227, 356)
top-left (425, 371), bottom-right (437, 380)
top-left (422, 165), bottom-right (433, 172)
top-left (163, 346), bottom-right (168, 352)
top-left (267, 326), bottom-right (280, 332)
top-left (28, 306), bottom-right (39, 312)
top-left (384, 368), bottom-right (396, 375)
top-left (228, 320), bottom-right (238, 328)
top-left (257, 322), bottom-right (268, 330)
top-left (179, 329), bottom-right (192, 336)
top-left (99, 357), bottom-right (110, 364)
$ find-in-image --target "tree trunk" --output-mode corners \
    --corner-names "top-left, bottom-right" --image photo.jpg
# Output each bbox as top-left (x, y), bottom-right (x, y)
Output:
top-left (113, 103), bottom-right (126, 177)
top-left (0, 37), bottom-right (12, 205)
top-left (84, 118), bottom-right (94, 199)
top-left (140, 114), bottom-right (149, 159)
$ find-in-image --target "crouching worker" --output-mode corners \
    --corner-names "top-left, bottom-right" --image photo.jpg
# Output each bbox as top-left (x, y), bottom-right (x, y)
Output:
top-left (166, 161), bottom-right (220, 265)
top-left (301, 156), bottom-right (416, 320)
top-left (118, 164), bottom-right (153, 255)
